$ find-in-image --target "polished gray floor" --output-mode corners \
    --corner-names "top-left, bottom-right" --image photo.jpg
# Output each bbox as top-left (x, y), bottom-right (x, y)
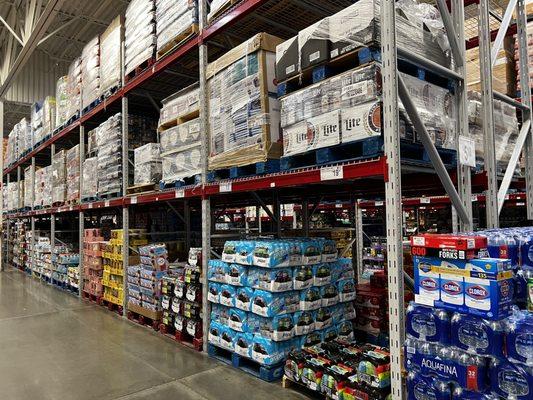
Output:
top-left (0, 269), bottom-right (309, 400)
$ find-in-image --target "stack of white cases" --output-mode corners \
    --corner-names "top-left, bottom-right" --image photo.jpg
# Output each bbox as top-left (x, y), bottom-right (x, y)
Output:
top-left (125, 0), bottom-right (156, 76)
top-left (81, 36), bottom-right (101, 110)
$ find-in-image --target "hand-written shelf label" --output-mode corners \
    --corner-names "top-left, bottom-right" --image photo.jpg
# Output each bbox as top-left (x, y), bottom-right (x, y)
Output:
top-left (320, 165), bottom-right (343, 181)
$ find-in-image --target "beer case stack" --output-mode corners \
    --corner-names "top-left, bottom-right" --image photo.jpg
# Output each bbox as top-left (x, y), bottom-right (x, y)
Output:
top-left (52, 150), bottom-right (67, 205)
top-left (66, 145), bottom-right (80, 203)
top-left (207, 33), bottom-right (283, 171)
top-left (81, 35), bottom-right (100, 111)
top-left (83, 229), bottom-right (105, 299)
top-left (124, 0), bottom-right (156, 76)
top-left (155, 0), bottom-right (198, 58)
top-left (159, 85), bottom-right (201, 184)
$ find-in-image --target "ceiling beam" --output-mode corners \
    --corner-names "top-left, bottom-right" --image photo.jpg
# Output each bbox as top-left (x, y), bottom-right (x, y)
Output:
top-left (0, 0), bottom-right (66, 98)
top-left (0, 14), bottom-right (22, 44)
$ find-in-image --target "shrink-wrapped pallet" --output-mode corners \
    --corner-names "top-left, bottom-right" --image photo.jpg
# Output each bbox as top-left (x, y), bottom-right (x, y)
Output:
top-left (24, 166), bottom-right (33, 208)
top-left (41, 166), bottom-right (52, 207)
top-left (160, 118), bottom-right (200, 154)
top-left (155, 0), bottom-right (198, 56)
top-left (82, 157), bottom-right (98, 199)
top-left (96, 113), bottom-right (122, 196)
top-left (125, 0), bottom-right (156, 76)
top-left (100, 16), bottom-right (123, 94)
top-left (55, 76), bottom-right (69, 128)
top-left (161, 146), bottom-right (201, 183)
top-left (66, 145), bottom-right (80, 203)
top-left (207, 33), bottom-right (283, 170)
top-left (81, 36), bottom-right (101, 110)
top-left (67, 58), bottom-right (82, 120)
top-left (52, 150), bottom-right (66, 204)
top-left (158, 84), bottom-right (199, 131)
top-left (134, 143), bottom-right (162, 185)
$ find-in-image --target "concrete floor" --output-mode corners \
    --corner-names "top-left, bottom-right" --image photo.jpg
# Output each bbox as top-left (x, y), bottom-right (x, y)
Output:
top-left (0, 269), bottom-right (309, 400)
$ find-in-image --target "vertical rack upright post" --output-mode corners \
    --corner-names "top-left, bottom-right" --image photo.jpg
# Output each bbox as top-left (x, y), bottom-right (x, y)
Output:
top-left (79, 126), bottom-right (85, 296)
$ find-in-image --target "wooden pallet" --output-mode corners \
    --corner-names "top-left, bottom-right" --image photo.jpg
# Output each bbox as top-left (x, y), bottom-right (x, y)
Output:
top-left (158, 109), bottom-right (200, 132)
top-left (125, 57), bottom-right (155, 84)
top-left (282, 375), bottom-right (327, 399)
top-left (207, 0), bottom-right (240, 24)
top-left (101, 298), bottom-right (123, 316)
top-left (156, 24), bottom-right (199, 60)
top-left (126, 183), bottom-right (158, 196)
top-left (127, 309), bottom-right (161, 331)
top-left (207, 159), bottom-right (281, 182)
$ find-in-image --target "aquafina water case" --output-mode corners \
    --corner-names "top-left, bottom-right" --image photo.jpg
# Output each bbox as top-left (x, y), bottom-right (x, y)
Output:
top-left (490, 358), bottom-right (533, 400)
top-left (485, 231), bottom-right (519, 266)
top-left (452, 387), bottom-right (497, 399)
top-left (407, 371), bottom-right (451, 400)
top-left (507, 310), bottom-right (533, 367)
top-left (406, 302), bottom-right (450, 344)
top-left (450, 313), bottom-right (505, 358)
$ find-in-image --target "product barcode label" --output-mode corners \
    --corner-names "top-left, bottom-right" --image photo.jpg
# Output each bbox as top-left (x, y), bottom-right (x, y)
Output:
top-left (175, 189), bottom-right (185, 198)
top-left (286, 64), bottom-right (295, 74)
top-left (320, 166), bottom-right (343, 181)
top-left (309, 51), bottom-right (321, 62)
top-left (219, 182), bottom-right (232, 193)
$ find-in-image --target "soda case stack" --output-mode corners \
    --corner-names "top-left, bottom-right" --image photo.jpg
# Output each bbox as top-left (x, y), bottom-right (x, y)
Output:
top-left (160, 248), bottom-right (203, 346)
top-left (284, 340), bottom-right (392, 400)
top-left (406, 232), bottom-right (533, 399)
top-left (67, 58), bottom-right (82, 119)
top-left (102, 229), bottom-right (147, 306)
top-left (51, 245), bottom-right (79, 291)
top-left (51, 150), bottom-right (66, 205)
top-left (159, 85), bottom-right (201, 184)
top-left (155, 0), bottom-right (197, 55)
top-left (354, 272), bottom-right (389, 345)
top-left (207, 33), bottom-right (284, 170)
top-left (55, 76), bottom-right (69, 128)
top-left (134, 143), bottom-right (162, 185)
top-left (95, 113), bottom-right (122, 197)
top-left (124, 0), bottom-right (156, 76)
top-left (99, 16), bottom-right (123, 95)
top-left (207, 238), bottom-right (357, 367)
top-left (127, 242), bottom-right (168, 320)
top-left (66, 145), bottom-right (80, 203)
top-left (82, 229), bottom-right (105, 298)
top-left (81, 36), bottom-right (100, 110)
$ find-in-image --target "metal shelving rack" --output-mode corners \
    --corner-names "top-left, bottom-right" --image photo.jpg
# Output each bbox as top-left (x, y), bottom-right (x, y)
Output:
top-left (1, 0), bottom-right (532, 396)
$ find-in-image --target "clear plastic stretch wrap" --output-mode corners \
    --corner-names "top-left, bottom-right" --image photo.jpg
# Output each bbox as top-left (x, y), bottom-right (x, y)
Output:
top-left (207, 33), bottom-right (283, 170)
top-left (34, 168), bottom-right (43, 207)
top-left (81, 36), bottom-right (101, 110)
top-left (125, 0), bottom-right (156, 76)
top-left (42, 165), bottom-right (52, 207)
top-left (82, 157), bottom-right (98, 199)
top-left (66, 145), bottom-right (80, 202)
top-left (87, 128), bottom-right (98, 156)
top-left (158, 84), bottom-right (199, 130)
top-left (100, 16), bottom-right (123, 94)
top-left (52, 150), bottom-right (66, 204)
top-left (134, 143), bottom-right (162, 185)
top-left (155, 0), bottom-right (198, 53)
top-left (6, 118), bottom-right (32, 164)
top-left (31, 101), bottom-right (45, 144)
top-left (207, 0), bottom-right (228, 22)
top-left (96, 113), bottom-right (122, 196)
top-left (467, 91), bottom-right (519, 172)
top-left (24, 166), bottom-right (33, 208)
top-left (280, 62), bottom-right (456, 157)
top-left (276, 0), bottom-right (450, 82)
top-left (160, 118), bottom-right (200, 154)
top-left (67, 58), bottom-right (82, 119)
top-left (43, 97), bottom-right (56, 136)
top-left (7, 182), bottom-right (17, 211)
top-left (161, 146), bottom-right (201, 182)
top-left (55, 76), bottom-right (69, 128)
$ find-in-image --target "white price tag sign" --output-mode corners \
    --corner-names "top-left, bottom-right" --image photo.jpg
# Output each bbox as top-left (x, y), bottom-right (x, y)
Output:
top-left (471, 195), bottom-right (478, 202)
top-left (335, 203), bottom-right (343, 208)
top-left (320, 165), bottom-right (343, 181)
top-left (420, 198), bottom-right (431, 204)
top-left (458, 135), bottom-right (476, 167)
top-left (375, 201), bottom-right (384, 207)
top-left (88, 203), bottom-right (93, 209)
top-left (104, 201), bottom-right (110, 207)
top-left (175, 189), bottom-right (185, 198)
top-left (130, 196), bottom-right (137, 204)
top-left (220, 182), bottom-right (232, 193)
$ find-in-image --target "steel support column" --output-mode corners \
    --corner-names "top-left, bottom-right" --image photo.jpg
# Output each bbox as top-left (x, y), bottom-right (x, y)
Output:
top-left (78, 126), bottom-right (85, 296)
top-left (355, 201), bottom-right (364, 282)
top-left (381, 0), bottom-right (405, 396)
top-left (302, 198), bottom-right (309, 237)
top-left (122, 96), bottom-right (129, 316)
top-left (50, 144), bottom-right (55, 256)
top-left (0, 100), bottom-right (3, 271)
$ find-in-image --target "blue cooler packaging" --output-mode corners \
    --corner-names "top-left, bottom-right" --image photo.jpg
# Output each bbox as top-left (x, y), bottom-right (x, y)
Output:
top-left (293, 310), bottom-right (315, 335)
top-left (228, 308), bottom-right (249, 332)
top-left (331, 258), bottom-right (354, 281)
top-left (407, 371), bottom-right (451, 400)
top-left (222, 241), bottom-right (238, 263)
top-left (219, 284), bottom-right (236, 307)
top-left (251, 336), bottom-right (287, 365)
top-left (219, 325), bottom-right (236, 350)
top-left (209, 321), bottom-right (222, 346)
top-left (406, 302), bottom-right (451, 344)
top-left (235, 287), bottom-right (254, 311)
top-left (450, 313), bottom-right (505, 357)
top-left (284, 291), bottom-right (300, 314)
top-left (316, 238), bottom-right (337, 262)
top-left (489, 358), bottom-right (533, 400)
top-left (234, 332), bottom-right (254, 357)
top-left (293, 265), bottom-right (314, 290)
top-left (208, 282), bottom-right (220, 303)
top-left (301, 239), bottom-right (322, 265)
top-left (506, 310), bottom-right (533, 366)
top-left (248, 267), bottom-right (294, 292)
top-left (337, 320), bottom-right (354, 341)
top-left (251, 290), bottom-right (286, 317)
top-left (225, 263), bottom-right (248, 286)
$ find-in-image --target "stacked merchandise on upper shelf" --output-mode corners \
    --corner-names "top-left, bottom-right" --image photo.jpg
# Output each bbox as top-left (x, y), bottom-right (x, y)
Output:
top-left (24, 166), bottom-right (33, 210)
top-left (159, 84), bottom-right (201, 185)
top-left (34, 166), bottom-right (52, 208)
top-left (67, 58), bottom-right (82, 120)
top-left (515, 20), bottom-right (533, 97)
top-left (31, 97), bottom-right (56, 146)
top-left (66, 145), bottom-right (80, 204)
top-left (52, 150), bottom-right (67, 206)
top-left (155, 0), bottom-right (198, 59)
top-left (406, 230), bottom-right (533, 399)
top-left (100, 15), bottom-right (123, 97)
top-left (133, 143), bottom-right (161, 186)
top-left (83, 229), bottom-right (105, 300)
top-left (55, 76), bottom-right (69, 128)
top-left (127, 242), bottom-right (169, 323)
top-left (160, 248), bottom-right (203, 350)
top-left (208, 238), bottom-right (357, 370)
top-left (12, 221), bottom-right (28, 272)
top-left (124, 0), bottom-right (156, 77)
top-left (51, 245), bottom-right (79, 293)
top-left (6, 181), bottom-right (22, 212)
top-left (207, 0), bottom-right (232, 23)
top-left (207, 33), bottom-right (283, 171)
top-left (81, 36), bottom-right (101, 111)
top-left (5, 118), bottom-right (31, 168)
top-left (95, 114), bottom-right (122, 198)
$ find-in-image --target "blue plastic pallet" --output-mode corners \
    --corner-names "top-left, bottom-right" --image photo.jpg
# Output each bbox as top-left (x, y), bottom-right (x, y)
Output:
top-left (207, 344), bottom-right (284, 382)
top-left (160, 174), bottom-right (201, 190)
top-left (208, 160), bottom-right (281, 182)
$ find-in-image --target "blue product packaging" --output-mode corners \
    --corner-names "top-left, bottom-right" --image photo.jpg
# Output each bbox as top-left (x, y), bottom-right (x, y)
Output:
top-left (489, 358), bottom-right (533, 400)
top-left (235, 241), bottom-right (255, 265)
top-left (234, 332), bottom-right (254, 358)
top-left (414, 256), bottom-right (441, 305)
top-left (486, 233), bottom-right (519, 266)
top-left (222, 240), bottom-right (239, 263)
top-left (329, 304), bottom-right (345, 324)
top-left (251, 290), bottom-right (286, 317)
top-left (225, 263), bottom-right (248, 286)
top-left (323, 325), bottom-right (339, 342)
top-left (219, 285), bottom-right (236, 308)
top-left (208, 321), bottom-right (222, 346)
top-left (210, 304), bottom-right (223, 323)
top-left (208, 282), bottom-right (220, 303)
top-left (337, 320), bottom-right (354, 341)
top-left (519, 233), bottom-right (533, 268)
top-left (450, 313), bottom-right (504, 357)
top-left (406, 302), bottom-right (451, 344)
top-left (293, 311), bottom-right (315, 336)
top-left (515, 267), bottom-right (528, 308)
top-left (272, 314), bottom-right (295, 341)
top-left (331, 258), bottom-right (355, 282)
top-left (320, 284), bottom-right (340, 307)
top-left (407, 371), bottom-right (451, 400)
top-left (313, 263), bottom-right (332, 286)
top-left (248, 314), bottom-right (271, 338)
top-left (248, 267), bottom-right (294, 292)
top-left (207, 260), bottom-right (228, 283)
top-left (284, 291), bottom-right (300, 314)
top-left (452, 387), bottom-right (497, 399)
top-left (251, 337), bottom-right (287, 366)
top-left (337, 278), bottom-right (357, 302)
top-left (293, 265), bottom-right (314, 290)
top-left (228, 308), bottom-right (249, 333)
top-left (339, 301), bottom-right (356, 321)
top-left (286, 240), bottom-right (303, 266)
top-left (252, 240), bottom-right (290, 268)
top-left (507, 311), bottom-right (533, 366)
top-left (301, 239), bottom-right (323, 265)
top-left (301, 330), bottom-right (323, 347)
top-left (235, 287), bottom-right (254, 311)
top-left (219, 325), bottom-right (236, 350)
top-left (300, 287), bottom-right (322, 311)
top-left (314, 307), bottom-right (333, 330)
top-left (316, 238), bottom-right (338, 263)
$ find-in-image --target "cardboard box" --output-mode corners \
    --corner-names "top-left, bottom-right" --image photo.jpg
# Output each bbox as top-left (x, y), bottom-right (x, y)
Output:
top-left (276, 36), bottom-right (299, 81)
top-left (299, 19), bottom-right (330, 70)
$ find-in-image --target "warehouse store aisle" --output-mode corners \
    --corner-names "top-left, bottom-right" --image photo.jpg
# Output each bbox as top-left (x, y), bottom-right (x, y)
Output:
top-left (0, 270), bottom-right (307, 400)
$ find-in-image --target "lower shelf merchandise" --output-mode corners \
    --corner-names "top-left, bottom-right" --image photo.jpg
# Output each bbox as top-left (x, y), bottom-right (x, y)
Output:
top-left (51, 245), bottom-right (79, 293)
